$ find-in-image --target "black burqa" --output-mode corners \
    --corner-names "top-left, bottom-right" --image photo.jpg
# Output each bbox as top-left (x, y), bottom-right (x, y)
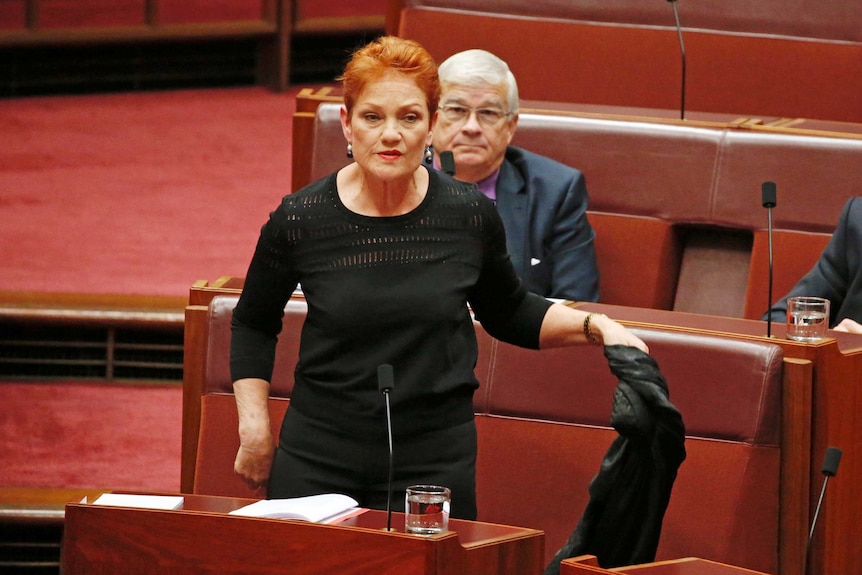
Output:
top-left (544, 344), bottom-right (687, 575)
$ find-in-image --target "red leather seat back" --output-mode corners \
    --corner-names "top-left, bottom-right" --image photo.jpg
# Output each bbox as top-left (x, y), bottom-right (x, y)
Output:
top-left (204, 295), bottom-right (303, 397)
top-left (475, 327), bottom-right (783, 572)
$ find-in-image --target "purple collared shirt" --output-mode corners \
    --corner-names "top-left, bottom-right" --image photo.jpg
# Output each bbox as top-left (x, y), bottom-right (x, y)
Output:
top-left (434, 155), bottom-right (500, 203)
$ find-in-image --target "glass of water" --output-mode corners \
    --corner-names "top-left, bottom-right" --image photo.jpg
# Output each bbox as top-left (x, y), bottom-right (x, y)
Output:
top-left (786, 296), bottom-right (830, 342)
top-left (404, 485), bottom-right (450, 535)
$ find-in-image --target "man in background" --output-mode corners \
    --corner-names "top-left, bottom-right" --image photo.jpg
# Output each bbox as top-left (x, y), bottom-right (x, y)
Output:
top-left (763, 196), bottom-right (862, 332)
top-left (431, 49), bottom-right (600, 302)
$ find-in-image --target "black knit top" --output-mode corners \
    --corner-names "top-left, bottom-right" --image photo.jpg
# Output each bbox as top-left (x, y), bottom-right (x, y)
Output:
top-left (231, 167), bottom-right (551, 437)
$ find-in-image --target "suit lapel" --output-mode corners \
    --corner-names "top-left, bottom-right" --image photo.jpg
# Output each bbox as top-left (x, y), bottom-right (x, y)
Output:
top-left (495, 158), bottom-right (528, 272)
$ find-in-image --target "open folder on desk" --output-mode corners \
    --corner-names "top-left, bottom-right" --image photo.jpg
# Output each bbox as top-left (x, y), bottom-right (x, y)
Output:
top-left (229, 493), bottom-right (366, 524)
top-left (91, 493), bottom-right (184, 510)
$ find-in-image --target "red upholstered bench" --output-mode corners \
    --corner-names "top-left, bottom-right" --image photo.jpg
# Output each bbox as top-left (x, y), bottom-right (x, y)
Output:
top-left (475, 330), bottom-right (788, 573)
top-left (296, 101), bottom-right (843, 319)
top-left (183, 286), bottom-right (811, 574)
top-left (390, 0), bottom-right (862, 123)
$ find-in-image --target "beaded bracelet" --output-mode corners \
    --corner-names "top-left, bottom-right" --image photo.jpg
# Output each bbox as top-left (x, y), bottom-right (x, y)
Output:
top-left (583, 312), bottom-right (606, 346)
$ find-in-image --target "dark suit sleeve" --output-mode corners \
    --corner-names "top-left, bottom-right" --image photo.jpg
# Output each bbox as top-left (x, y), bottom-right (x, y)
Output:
top-left (763, 198), bottom-right (856, 326)
top-left (548, 170), bottom-right (600, 302)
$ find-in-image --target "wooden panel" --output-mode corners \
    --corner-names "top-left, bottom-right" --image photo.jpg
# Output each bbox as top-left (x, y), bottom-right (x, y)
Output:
top-left (397, 0), bottom-right (862, 42)
top-left (38, 0), bottom-right (146, 28)
top-left (399, 9), bottom-right (681, 111)
top-left (294, 0), bottom-right (386, 33)
top-left (807, 343), bottom-right (862, 575)
top-left (0, 1), bottom-right (26, 30)
top-left (158, 0), bottom-right (265, 25)
top-left (0, 0), bottom-right (285, 88)
top-left (181, 304), bottom-right (209, 493)
top-left (62, 498), bottom-right (544, 575)
top-left (561, 555), bottom-right (772, 574)
top-left (296, 0), bottom-right (387, 22)
top-left (396, 5), bottom-right (862, 123)
top-left (779, 357), bottom-right (813, 575)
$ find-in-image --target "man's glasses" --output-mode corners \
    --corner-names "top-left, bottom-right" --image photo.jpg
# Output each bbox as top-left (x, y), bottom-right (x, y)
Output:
top-left (439, 105), bottom-right (513, 127)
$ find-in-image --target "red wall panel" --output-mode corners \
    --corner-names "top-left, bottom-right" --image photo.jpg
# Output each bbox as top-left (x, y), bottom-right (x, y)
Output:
top-left (0, 1), bottom-right (26, 31)
top-left (295, 0), bottom-right (387, 22)
top-left (158, 0), bottom-right (264, 25)
top-left (38, 0), bottom-right (145, 29)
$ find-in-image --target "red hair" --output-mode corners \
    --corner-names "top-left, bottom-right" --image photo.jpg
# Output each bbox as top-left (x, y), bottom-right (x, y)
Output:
top-left (339, 36), bottom-right (440, 116)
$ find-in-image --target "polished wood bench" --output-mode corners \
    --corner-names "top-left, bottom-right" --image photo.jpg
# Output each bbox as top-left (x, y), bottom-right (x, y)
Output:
top-left (181, 279), bottom-right (812, 574)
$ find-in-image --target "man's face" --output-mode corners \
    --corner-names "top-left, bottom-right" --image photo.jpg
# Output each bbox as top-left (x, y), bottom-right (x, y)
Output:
top-left (431, 83), bottom-right (518, 183)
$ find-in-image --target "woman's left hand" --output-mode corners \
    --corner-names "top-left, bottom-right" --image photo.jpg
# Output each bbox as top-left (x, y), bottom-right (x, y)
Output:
top-left (591, 313), bottom-right (649, 353)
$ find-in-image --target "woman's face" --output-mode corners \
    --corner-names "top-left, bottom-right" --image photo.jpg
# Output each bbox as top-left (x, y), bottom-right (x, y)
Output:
top-left (341, 70), bottom-right (435, 185)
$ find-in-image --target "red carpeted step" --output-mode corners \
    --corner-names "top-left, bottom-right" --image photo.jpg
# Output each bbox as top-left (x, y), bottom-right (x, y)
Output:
top-left (0, 381), bottom-right (181, 491)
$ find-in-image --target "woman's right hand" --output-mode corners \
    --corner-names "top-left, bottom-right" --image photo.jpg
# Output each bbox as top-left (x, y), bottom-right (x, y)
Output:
top-left (232, 377), bottom-right (275, 491)
top-left (234, 439), bottom-right (275, 491)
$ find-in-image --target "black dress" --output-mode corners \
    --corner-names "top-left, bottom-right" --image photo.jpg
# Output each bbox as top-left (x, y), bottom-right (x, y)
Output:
top-left (231, 167), bottom-right (552, 518)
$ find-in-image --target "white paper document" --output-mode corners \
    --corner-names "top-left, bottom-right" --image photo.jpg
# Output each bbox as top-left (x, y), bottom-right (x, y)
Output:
top-left (92, 493), bottom-right (184, 510)
top-left (229, 493), bottom-right (363, 524)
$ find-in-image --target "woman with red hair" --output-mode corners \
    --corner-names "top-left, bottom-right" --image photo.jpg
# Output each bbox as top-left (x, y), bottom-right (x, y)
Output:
top-left (230, 36), bottom-right (646, 519)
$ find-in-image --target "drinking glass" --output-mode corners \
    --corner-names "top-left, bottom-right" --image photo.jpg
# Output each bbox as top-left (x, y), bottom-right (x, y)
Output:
top-left (786, 296), bottom-right (830, 342)
top-left (404, 485), bottom-right (450, 535)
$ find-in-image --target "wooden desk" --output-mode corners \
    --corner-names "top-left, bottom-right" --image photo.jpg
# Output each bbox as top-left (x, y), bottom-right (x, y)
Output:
top-left (561, 555), bottom-right (771, 574)
top-left (182, 279), bottom-right (860, 575)
top-left (62, 493), bottom-right (544, 575)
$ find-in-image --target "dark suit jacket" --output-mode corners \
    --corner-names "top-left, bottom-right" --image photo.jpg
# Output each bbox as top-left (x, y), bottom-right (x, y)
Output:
top-left (496, 146), bottom-right (600, 301)
top-left (764, 197), bottom-right (862, 326)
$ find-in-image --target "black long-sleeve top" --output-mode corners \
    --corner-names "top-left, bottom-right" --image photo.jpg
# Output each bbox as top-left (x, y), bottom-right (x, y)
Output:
top-left (231, 168), bottom-right (552, 437)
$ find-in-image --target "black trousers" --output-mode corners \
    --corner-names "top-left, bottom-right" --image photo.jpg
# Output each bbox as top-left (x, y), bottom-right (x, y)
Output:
top-left (268, 406), bottom-right (478, 520)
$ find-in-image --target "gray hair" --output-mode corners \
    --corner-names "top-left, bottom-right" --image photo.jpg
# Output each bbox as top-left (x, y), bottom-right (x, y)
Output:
top-left (437, 49), bottom-right (519, 114)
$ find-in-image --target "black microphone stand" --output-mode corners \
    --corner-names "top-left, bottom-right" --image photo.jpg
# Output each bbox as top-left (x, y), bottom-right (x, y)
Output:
top-left (805, 447), bottom-right (842, 575)
top-left (667, 0), bottom-right (686, 120)
top-left (440, 150), bottom-right (456, 176)
top-left (761, 181), bottom-right (777, 337)
top-left (377, 364), bottom-right (395, 532)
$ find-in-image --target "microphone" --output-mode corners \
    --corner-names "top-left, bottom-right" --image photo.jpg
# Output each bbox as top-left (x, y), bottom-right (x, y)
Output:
top-left (805, 447), bottom-right (842, 575)
top-left (667, 0), bottom-right (687, 120)
top-left (377, 363), bottom-right (396, 532)
top-left (440, 150), bottom-right (456, 176)
top-left (762, 181), bottom-right (777, 337)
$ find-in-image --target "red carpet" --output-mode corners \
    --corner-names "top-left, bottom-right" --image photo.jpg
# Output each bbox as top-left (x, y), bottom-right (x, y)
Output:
top-left (0, 86), bottom-right (329, 491)
top-left (0, 86), bottom-right (308, 303)
top-left (0, 381), bottom-right (182, 492)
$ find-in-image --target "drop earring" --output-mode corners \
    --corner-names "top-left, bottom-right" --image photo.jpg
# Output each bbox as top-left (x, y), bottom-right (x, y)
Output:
top-left (424, 146), bottom-right (433, 164)
top-left (346, 143), bottom-right (353, 159)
